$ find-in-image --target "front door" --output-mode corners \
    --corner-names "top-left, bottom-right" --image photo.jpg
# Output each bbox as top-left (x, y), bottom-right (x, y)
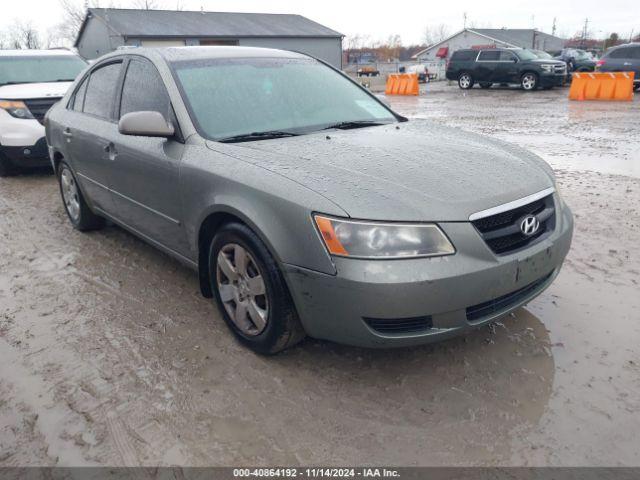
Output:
top-left (108, 58), bottom-right (188, 256)
top-left (495, 50), bottom-right (520, 83)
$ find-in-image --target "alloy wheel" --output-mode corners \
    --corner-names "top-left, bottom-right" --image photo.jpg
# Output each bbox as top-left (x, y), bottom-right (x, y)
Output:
top-left (60, 168), bottom-right (81, 222)
top-left (459, 74), bottom-right (471, 89)
top-left (522, 74), bottom-right (537, 90)
top-left (216, 243), bottom-right (269, 336)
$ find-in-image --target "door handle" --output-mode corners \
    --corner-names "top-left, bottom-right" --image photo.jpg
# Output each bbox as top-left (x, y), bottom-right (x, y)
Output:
top-left (103, 142), bottom-right (118, 161)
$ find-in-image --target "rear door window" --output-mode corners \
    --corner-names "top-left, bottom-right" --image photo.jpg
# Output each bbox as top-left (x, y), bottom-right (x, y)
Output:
top-left (119, 59), bottom-right (171, 119)
top-left (478, 50), bottom-right (500, 61)
top-left (83, 62), bottom-right (123, 119)
top-left (451, 50), bottom-right (476, 61)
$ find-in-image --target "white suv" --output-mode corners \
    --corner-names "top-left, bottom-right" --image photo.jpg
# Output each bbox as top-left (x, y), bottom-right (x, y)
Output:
top-left (0, 49), bottom-right (86, 176)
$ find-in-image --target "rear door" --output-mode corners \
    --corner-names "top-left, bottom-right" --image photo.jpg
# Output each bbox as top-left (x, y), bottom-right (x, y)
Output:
top-left (625, 46), bottom-right (640, 78)
top-left (64, 60), bottom-right (123, 212)
top-left (475, 50), bottom-right (500, 82)
top-left (108, 57), bottom-right (188, 255)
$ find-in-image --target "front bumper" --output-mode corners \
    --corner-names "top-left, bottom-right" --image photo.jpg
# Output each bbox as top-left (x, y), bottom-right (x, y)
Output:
top-left (0, 137), bottom-right (51, 168)
top-left (540, 73), bottom-right (567, 87)
top-left (284, 201), bottom-right (573, 348)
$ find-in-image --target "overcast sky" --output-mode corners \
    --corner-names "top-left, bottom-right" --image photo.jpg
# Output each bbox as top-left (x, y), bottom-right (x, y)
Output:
top-left (1, 0), bottom-right (637, 45)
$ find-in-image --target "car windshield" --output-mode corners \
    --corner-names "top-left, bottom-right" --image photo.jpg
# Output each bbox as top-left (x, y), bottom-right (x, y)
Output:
top-left (172, 56), bottom-right (397, 141)
top-left (514, 49), bottom-right (539, 61)
top-left (0, 55), bottom-right (87, 86)
top-left (534, 50), bottom-right (552, 59)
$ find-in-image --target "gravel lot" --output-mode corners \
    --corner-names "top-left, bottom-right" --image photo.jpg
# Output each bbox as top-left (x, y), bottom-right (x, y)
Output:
top-left (1, 83), bottom-right (638, 467)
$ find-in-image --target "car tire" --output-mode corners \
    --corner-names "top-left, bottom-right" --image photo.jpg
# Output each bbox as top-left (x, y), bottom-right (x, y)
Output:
top-left (521, 72), bottom-right (539, 91)
top-left (0, 152), bottom-right (17, 177)
top-left (458, 72), bottom-right (474, 89)
top-left (209, 222), bottom-right (305, 355)
top-left (479, 82), bottom-right (492, 89)
top-left (57, 161), bottom-right (105, 231)
top-left (634, 84), bottom-right (640, 92)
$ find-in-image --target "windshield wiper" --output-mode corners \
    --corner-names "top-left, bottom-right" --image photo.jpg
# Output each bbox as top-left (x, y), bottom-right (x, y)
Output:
top-left (53, 79), bottom-right (76, 82)
top-left (322, 120), bottom-right (389, 130)
top-left (218, 130), bottom-right (300, 143)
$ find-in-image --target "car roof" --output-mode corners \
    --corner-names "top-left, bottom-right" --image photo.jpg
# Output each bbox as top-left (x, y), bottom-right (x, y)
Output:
top-left (110, 45), bottom-right (310, 63)
top-left (0, 49), bottom-right (80, 57)
top-left (609, 42), bottom-right (640, 50)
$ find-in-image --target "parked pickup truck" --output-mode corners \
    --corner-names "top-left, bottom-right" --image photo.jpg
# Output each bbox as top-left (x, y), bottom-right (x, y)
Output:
top-left (0, 49), bottom-right (86, 176)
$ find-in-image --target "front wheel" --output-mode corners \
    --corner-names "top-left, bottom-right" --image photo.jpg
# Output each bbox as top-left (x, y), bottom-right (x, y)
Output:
top-left (209, 222), bottom-right (305, 354)
top-left (521, 72), bottom-right (539, 91)
top-left (57, 162), bottom-right (105, 231)
top-left (458, 72), bottom-right (474, 89)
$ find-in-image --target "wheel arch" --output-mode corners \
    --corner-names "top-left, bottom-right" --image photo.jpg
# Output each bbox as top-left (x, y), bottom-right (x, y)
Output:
top-left (196, 205), bottom-right (284, 299)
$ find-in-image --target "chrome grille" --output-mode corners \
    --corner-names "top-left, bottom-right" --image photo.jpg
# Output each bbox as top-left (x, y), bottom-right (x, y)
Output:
top-left (472, 194), bottom-right (556, 255)
top-left (24, 97), bottom-right (60, 125)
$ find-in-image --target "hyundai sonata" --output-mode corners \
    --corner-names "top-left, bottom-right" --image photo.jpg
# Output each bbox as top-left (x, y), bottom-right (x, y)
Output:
top-left (45, 47), bottom-right (573, 354)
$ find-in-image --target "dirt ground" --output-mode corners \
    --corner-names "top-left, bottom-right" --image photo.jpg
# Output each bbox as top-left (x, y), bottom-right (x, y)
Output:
top-left (0, 84), bottom-right (639, 467)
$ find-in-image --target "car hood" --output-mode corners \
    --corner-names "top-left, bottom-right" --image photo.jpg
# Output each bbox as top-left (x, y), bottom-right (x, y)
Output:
top-left (206, 120), bottom-right (555, 221)
top-left (527, 58), bottom-right (566, 66)
top-left (0, 82), bottom-right (72, 100)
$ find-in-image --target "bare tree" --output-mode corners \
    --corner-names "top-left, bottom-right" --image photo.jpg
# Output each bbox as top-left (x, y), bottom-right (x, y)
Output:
top-left (132, 0), bottom-right (163, 9)
top-left (422, 24), bottom-right (451, 46)
top-left (7, 21), bottom-right (42, 49)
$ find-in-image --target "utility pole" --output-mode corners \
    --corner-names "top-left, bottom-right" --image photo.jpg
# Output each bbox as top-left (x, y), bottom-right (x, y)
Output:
top-left (581, 18), bottom-right (589, 49)
top-left (463, 12), bottom-right (467, 29)
top-left (552, 17), bottom-right (557, 36)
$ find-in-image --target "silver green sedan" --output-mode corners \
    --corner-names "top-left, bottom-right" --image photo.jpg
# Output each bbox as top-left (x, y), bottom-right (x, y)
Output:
top-left (45, 47), bottom-right (573, 354)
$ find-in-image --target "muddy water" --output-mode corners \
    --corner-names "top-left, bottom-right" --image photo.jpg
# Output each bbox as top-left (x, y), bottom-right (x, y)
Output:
top-left (1, 86), bottom-right (639, 466)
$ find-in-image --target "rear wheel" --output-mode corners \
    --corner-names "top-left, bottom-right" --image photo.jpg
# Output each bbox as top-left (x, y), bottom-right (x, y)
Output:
top-left (0, 152), bottom-right (17, 177)
top-left (479, 82), bottom-right (493, 89)
top-left (458, 72), bottom-right (474, 89)
top-left (57, 162), bottom-right (105, 231)
top-left (209, 222), bottom-right (305, 354)
top-left (521, 72), bottom-right (539, 91)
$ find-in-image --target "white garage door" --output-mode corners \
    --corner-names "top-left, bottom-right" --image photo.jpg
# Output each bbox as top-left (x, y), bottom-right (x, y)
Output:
top-left (140, 39), bottom-right (186, 47)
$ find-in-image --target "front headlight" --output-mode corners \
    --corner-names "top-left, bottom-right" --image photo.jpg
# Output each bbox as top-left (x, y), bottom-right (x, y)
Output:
top-left (314, 215), bottom-right (455, 259)
top-left (0, 100), bottom-right (34, 119)
top-left (540, 64), bottom-right (554, 73)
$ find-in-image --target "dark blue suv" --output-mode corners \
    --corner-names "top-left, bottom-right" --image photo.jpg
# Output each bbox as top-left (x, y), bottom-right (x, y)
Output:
top-left (446, 48), bottom-right (567, 91)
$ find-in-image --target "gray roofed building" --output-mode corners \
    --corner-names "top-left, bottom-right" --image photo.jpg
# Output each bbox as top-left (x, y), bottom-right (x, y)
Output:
top-left (75, 8), bottom-right (344, 67)
top-left (413, 28), bottom-right (565, 62)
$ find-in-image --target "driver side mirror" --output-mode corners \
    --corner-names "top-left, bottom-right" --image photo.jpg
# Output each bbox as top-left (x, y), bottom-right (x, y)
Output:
top-left (119, 111), bottom-right (175, 138)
